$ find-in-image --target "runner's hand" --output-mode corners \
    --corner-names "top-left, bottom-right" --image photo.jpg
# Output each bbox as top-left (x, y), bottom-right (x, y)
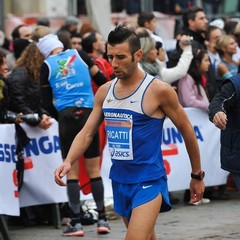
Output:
top-left (189, 179), bottom-right (205, 203)
top-left (54, 162), bottom-right (71, 186)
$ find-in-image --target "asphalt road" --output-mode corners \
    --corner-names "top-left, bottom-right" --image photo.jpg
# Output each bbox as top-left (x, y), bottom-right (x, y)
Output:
top-left (1, 190), bottom-right (240, 240)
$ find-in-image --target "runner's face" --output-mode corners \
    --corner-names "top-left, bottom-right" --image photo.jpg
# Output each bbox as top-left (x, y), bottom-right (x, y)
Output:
top-left (107, 41), bottom-right (139, 80)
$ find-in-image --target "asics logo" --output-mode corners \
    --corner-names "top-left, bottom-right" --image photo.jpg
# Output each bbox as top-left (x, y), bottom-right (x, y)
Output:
top-left (110, 149), bottom-right (115, 157)
top-left (130, 100), bottom-right (138, 103)
top-left (142, 185), bottom-right (153, 189)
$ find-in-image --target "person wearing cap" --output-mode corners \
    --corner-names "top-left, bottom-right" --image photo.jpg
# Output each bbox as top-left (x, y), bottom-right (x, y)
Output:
top-left (57, 16), bottom-right (80, 37)
top-left (37, 33), bottom-right (110, 237)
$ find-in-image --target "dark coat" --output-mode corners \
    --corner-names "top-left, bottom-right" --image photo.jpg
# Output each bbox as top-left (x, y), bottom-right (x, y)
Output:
top-left (209, 74), bottom-right (240, 173)
top-left (7, 67), bottom-right (48, 126)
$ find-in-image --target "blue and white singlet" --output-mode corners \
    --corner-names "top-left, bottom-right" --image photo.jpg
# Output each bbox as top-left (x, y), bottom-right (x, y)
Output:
top-left (102, 73), bottom-right (167, 184)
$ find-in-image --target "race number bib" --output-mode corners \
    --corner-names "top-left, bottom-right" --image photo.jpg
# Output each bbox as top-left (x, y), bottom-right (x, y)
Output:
top-left (105, 117), bottom-right (133, 160)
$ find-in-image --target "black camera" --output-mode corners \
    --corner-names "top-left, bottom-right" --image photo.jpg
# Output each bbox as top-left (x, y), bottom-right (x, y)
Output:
top-left (5, 111), bottom-right (40, 124)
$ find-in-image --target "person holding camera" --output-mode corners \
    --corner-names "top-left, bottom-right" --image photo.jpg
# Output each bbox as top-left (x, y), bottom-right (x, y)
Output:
top-left (7, 43), bottom-right (52, 129)
top-left (135, 27), bottom-right (193, 85)
top-left (6, 42), bottom-right (53, 226)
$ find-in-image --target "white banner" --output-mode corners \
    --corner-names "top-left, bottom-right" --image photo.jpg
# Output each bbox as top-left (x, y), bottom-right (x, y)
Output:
top-left (0, 124), bottom-right (19, 216)
top-left (19, 120), bottom-right (68, 207)
top-left (164, 108), bottom-right (228, 191)
top-left (0, 108), bottom-right (229, 214)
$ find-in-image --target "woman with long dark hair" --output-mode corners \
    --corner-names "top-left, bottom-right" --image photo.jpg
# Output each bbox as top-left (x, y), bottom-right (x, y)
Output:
top-left (178, 48), bottom-right (210, 112)
top-left (7, 43), bottom-right (52, 129)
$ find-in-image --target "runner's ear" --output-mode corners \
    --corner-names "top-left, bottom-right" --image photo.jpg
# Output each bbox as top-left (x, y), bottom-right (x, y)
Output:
top-left (135, 49), bottom-right (143, 62)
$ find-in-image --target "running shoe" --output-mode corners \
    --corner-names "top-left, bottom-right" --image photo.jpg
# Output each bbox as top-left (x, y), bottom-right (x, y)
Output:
top-left (97, 219), bottom-right (110, 234)
top-left (63, 222), bottom-right (84, 237)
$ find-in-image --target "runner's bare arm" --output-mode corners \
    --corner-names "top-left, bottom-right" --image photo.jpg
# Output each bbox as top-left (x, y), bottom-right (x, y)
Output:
top-left (154, 81), bottom-right (205, 201)
top-left (153, 82), bottom-right (201, 172)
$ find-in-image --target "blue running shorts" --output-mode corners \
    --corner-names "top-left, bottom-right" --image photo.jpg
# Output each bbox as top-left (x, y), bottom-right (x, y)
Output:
top-left (112, 177), bottom-right (172, 221)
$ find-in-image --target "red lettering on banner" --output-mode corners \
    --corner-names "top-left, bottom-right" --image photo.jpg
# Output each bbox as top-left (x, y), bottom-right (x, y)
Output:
top-left (162, 144), bottom-right (178, 156)
top-left (14, 191), bottom-right (19, 198)
top-left (164, 160), bottom-right (171, 175)
top-left (12, 169), bottom-right (19, 198)
top-left (162, 144), bottom-right (178, 175)
top-left (24, 157), bottom-right (33, 170)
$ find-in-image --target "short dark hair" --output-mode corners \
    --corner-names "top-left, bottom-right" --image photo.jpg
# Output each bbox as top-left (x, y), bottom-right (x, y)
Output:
top-left (224, 21), bottom-right (238, 35)
top-left (11, 24), bottom-right (27, 40)
top-left (137, 12), bottom-right (155, 27)
top-left (82, 31), bottom-right (97, 54)
top-left (57, 30), bottom-right (71, 50)
top-left (205, 25), bottom-right (220, 41)
top-left (182, 7), bottom-right (204, 29)
top-left (71, 32), bottom-right (82, 39)
top-left (107, 25), bottom-right (141, 55)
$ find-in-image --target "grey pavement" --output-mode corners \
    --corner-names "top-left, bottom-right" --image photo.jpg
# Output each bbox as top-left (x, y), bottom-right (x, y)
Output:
top-left (1, 190), bottom-right (240, 240)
